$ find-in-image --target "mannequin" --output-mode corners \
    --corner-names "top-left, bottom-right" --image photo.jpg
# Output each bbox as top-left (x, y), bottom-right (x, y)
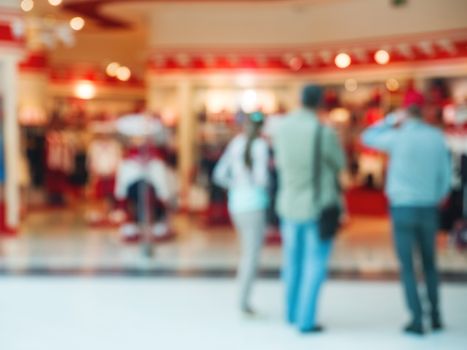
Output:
top-left (114, 115), bottom-right (177, 241)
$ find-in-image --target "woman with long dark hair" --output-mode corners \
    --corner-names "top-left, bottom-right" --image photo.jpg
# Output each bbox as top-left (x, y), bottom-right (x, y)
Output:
top-left (214, 111), bottom-right (269, 314)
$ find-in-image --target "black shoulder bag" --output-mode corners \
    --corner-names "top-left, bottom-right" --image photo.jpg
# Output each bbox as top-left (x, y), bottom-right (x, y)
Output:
top-left (313, 124), bottom-right (341, 241)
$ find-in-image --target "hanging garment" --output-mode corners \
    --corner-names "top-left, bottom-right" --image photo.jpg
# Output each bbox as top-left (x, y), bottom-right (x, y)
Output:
top-left (87, 138), bottom-right (122, 177)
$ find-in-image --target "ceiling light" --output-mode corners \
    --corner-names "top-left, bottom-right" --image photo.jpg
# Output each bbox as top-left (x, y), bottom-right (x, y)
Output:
top-left (21, 0), bottom-right (34, 12)
top-left (345, 79), bottom-right (358, 92)
top-left (48, 0), bottom-right (63, 6)
top-left (289, 56), bottom-right (303, 71)
top-left (70, 17), bottom-right (85, 31)
top-left (116, 66), bottom-right (131, 81)
top-left (386, 78), bottom-right (400, 92)
top-left (375, 50), bottom-right (390, 65)
top-left (106, 62), bottom-right (120, 77)
top-left (335, 53), bottom-right (351, 69)
top-left (75, 81), bottom-right (96, 100)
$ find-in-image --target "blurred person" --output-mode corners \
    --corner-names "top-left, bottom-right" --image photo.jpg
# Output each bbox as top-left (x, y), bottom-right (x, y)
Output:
top-left (362, 101), bottom-right (451, 335)
top-left (273, 85), bottom-right (345, 333)
top-left (213, 111), bottom-right (269, 315)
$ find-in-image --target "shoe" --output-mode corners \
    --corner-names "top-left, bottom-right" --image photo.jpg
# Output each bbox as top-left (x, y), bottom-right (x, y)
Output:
top-left (299, 324), bottom-right (325, 334)
top-left (431, 315), bottom-right (444, 331)
top-left (404, 322), bottom-right (424, 335)
top-left (241, 305), bottom-right (256, 316)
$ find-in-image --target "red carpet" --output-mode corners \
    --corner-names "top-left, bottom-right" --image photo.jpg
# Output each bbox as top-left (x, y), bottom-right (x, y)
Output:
top-left (344, 188), bottom-right (388, 217)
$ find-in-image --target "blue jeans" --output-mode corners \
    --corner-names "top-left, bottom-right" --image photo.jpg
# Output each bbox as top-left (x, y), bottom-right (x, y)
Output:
top-left (280, 218), bottom-right (333, 332)
top-left (391, 206), bottom-right (440, 325)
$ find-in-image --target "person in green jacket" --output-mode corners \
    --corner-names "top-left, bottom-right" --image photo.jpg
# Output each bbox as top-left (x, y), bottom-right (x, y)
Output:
top-left (273, 85), bottom-right (345, 333)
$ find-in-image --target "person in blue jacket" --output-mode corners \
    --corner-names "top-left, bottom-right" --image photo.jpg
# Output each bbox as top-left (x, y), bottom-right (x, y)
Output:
top-left (362, 102), bottom-right (451, 335)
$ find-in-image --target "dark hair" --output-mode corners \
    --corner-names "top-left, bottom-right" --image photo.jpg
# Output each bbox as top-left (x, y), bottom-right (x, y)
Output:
top-left (244, 112), bottom-right (264, 169)
top-left (407, 104), bottom-right (422, 118)
top-left (301, 84), bottom-right (324, 109)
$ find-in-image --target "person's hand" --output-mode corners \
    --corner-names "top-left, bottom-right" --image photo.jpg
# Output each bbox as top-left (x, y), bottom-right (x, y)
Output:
top-left (386, 110), bottom-right (407, 127)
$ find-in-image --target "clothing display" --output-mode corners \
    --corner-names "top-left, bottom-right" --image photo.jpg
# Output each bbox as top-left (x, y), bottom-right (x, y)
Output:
top-left (442, 124), bottom-right (467, 230)
top-left (70, 151), bottom-right (88, 187)
top-left (94, 176), bottom-right (116, 200)
top-left (87, 138), bottom-right (122, 200)
top-left (46, 130), bottom-right (77, 174)
top-left (45, 129), bottom-right (90, 202)
top-left (87, 138), bottom-right (122, 177)
top-left (0, 133), bottom-right (5, 185)
top-left (25, 129), bottom-right (46, 187)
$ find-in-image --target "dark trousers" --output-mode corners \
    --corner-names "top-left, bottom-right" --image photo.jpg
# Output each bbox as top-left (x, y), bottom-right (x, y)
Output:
top-left (127, 181), bottom-right (166, 224)
top-left (391, 206), bottom-right (440, 325)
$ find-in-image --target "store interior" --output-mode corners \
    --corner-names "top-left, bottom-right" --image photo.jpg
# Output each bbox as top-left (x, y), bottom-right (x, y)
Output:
top-left (0, 0), bottom-right (467, 276)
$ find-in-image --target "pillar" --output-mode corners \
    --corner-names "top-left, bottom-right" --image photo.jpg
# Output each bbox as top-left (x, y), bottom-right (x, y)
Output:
top-left (176, 79), bottom-right (196, 208)
top-left (0, 3), bottom-right (24, 234)
top-left (2, 56), bottom-right (20, 230)
top-left (18, 52), bottom-right (49, 125)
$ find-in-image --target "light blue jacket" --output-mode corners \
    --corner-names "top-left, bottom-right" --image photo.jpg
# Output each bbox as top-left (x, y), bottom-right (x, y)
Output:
top-left (362, 114), bottom-right (451, 207)
top-left (213, 135), bottom-right (269, 214)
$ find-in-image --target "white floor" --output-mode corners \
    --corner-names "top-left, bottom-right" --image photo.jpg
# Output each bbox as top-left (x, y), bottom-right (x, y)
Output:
top-left (1, 278), bottom-right (466, 350)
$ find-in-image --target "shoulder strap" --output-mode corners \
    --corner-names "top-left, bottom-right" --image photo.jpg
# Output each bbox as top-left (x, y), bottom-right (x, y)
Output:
top-left (312, 123), bottom-right (322, 205)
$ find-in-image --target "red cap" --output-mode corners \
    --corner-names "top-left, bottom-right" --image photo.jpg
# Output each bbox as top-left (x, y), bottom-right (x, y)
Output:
top-left (403, 88), bottom-right (425, 108)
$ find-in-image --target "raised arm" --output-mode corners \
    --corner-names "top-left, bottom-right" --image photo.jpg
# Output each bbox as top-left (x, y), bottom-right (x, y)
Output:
top-left (361, 113), bottom-right (400, 152)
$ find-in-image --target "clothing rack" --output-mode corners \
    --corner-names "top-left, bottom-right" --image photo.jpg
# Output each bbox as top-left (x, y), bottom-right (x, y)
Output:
top-left (445, 124), bottom-right (467, 222)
